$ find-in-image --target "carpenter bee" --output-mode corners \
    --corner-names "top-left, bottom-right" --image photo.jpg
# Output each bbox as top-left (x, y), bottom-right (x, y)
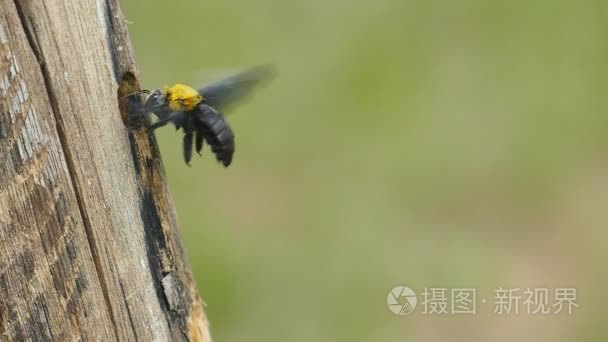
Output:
top-left (127, 65), bottom-right (275, 166)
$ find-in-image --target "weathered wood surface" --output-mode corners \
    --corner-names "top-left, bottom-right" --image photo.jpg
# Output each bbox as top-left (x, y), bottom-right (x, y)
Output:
top-left (0, 1), bottom-right (210, 341)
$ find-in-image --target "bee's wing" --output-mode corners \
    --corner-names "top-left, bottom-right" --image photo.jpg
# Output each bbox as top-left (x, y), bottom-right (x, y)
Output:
top-left (199, 65), bottom-right (276, 113)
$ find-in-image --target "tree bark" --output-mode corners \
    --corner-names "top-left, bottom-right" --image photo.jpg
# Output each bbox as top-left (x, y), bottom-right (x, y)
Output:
top-left (0, 1), bottom-right (210, 341)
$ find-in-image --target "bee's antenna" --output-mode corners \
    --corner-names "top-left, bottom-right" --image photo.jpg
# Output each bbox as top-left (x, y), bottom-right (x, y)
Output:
top-left (121, 89), bottom-right (150, 100)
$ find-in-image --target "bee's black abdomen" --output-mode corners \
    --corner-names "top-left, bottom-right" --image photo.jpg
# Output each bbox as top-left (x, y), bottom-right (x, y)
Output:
top-left (195, 104), bottom-right (235, 167)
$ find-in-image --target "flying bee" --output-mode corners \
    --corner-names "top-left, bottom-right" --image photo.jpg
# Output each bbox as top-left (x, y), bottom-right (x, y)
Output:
top-left (126, 65), bottom-right (275, 167)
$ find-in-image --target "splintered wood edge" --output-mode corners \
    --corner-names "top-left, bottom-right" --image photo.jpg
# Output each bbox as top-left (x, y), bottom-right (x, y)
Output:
top-left (104, 1), bottom-right (213, 340)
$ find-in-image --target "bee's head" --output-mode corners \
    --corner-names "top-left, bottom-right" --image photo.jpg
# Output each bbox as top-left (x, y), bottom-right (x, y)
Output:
top-left (142, 88), bottom-right (168, 112)
top-left (165, 84), bottom-right (203, 111)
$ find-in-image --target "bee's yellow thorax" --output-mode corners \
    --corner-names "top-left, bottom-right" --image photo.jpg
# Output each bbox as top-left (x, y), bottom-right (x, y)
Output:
top-left (164, 84), bottom-right (203, 111)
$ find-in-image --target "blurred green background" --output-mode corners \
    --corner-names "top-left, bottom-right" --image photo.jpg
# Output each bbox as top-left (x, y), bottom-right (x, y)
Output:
top-left (122, 1), bottom-right (608, 341)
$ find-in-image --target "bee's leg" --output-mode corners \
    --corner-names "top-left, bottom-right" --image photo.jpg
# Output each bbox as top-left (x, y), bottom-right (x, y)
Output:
top-left (172, 114), bottom-right (185, 130)
top-left (147, 118), bottom-right (170, 131)
top-left (183, 132), bottom-right (194, 165)
top-left (195, 130), bottom-right (204, 155)
top-left (147, 112), bottom-right (183, 132)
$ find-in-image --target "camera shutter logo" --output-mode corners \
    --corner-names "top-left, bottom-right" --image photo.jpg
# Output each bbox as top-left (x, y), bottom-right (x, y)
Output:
top-left (387, 285), bottom-right (417, 315)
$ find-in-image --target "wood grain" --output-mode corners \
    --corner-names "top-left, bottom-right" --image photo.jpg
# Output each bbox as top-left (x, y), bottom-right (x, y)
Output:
top-left (0, 0), bottom-right (210, 340)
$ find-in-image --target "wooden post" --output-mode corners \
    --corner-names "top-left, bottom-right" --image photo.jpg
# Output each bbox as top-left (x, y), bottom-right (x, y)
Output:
top-left (0, 1), bottom-right (211, 340)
